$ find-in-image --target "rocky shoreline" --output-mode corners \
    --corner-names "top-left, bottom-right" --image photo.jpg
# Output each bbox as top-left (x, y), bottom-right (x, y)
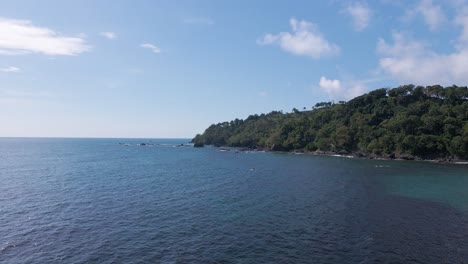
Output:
top-left (204, 145), bottom-right (468, 164)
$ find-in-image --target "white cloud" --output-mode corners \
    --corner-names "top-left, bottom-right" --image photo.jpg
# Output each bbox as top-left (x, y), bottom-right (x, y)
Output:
top-left (377, 31), bottom-right (468, 85)
top-left (258, 18), bottom-right (340, 59)
top-left (182, 17), bottom-right (214, 26)
top-left (455, 8), bottom-right (468, 44)
top-left (140, 43), bottom-right (161, 53)
top-left (402, 0), bottom-right (446, 31)
top-left (0, 17), bottom-right (90, 56)
top-left (417, 0), bottom-right (446, 31)
top-left (100, 31), bottom-right (117, 39)
top-left (319, 76), bottom-right (365, 100)
top-left (319, 77), bottom-right (341, 95)
top-left (344, 3), bottom-right (372, 31)
top-left (0, 66), bottom-right (20, 73)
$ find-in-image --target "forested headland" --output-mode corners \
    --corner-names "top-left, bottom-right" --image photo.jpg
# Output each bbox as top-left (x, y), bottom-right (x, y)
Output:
top-left (192, 85), bottom-right (468, 161)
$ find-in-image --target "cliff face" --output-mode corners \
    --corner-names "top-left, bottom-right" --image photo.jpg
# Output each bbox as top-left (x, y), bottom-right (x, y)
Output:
top-left (193, 85), bottom-right (468, 161)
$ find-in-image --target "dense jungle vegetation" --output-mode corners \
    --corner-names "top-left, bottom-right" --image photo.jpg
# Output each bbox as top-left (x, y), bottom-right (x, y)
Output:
top-left (192, 85), bottom-right (468, 160)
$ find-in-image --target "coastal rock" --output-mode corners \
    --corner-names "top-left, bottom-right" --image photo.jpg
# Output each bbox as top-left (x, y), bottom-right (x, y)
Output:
top-left (270, 144), bottom-right (281, 151)
top-left (399, 153), bottom-right (415, 160)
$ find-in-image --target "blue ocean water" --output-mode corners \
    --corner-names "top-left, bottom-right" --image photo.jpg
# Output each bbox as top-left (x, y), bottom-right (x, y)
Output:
top-left (0, 138), bottom-right (467, 263)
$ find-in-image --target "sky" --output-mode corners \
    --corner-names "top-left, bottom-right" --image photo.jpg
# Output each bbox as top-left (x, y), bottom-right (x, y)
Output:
top-left (1, 0), bottom-right (468, 138)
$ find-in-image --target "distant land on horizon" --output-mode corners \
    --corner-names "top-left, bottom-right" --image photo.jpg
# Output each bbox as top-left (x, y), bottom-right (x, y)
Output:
top-left (192, 84), bottom-right (468, 162)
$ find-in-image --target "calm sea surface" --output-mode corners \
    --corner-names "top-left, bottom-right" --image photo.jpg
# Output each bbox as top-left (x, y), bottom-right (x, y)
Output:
top-left (0, 138), bottom-right (467, 263)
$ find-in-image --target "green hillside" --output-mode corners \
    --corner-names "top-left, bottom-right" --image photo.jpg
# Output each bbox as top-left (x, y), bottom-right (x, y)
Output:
top-left (192, 85), bottom-right (468, 161)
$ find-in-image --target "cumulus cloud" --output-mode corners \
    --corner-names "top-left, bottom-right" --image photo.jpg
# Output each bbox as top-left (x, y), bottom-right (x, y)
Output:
top-left (417, 0), bottom-right (446, 31)
top-left (319, 77), bottom-right (341, 96)
top-left (403, 0), bottom-right (446, 31)
top-left (319, 76), bottom-right (365, 100)
top-left (0, 66), bottom-right (20, 73)
top-left (0, 17), bottom-right (90, 56)
top-left (455, 9), bottom-right (468, 44)
top-left (140, 43), bottom-right (161, 53)
top-left (258, 18), bottom-right (340, 59)
top-left (100, 31), bottom-right (117, 39)
top-left (377, 31), bottom-right (468, 85)
top-left (344, 2), bottom-right (372, 31)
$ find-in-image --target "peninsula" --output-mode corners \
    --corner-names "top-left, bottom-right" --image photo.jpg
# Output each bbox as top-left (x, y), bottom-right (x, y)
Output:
top-left (192, 85), bottom-right (468, 162)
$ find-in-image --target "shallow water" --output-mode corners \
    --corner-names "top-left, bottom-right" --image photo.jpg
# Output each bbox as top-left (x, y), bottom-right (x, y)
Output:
top-left (0, 138), bottom-right (467, 263)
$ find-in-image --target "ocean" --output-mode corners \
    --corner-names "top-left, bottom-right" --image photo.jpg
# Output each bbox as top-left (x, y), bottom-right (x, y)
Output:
top-left (0, 138), bottom-right (467, 263)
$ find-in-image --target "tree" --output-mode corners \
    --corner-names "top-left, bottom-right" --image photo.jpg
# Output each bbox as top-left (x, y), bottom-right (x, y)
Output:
top-left (193, 85), bottom-right (468, 160)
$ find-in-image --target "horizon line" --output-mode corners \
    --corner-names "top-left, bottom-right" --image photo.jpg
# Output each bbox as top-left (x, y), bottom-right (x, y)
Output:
top-left (0, 136), bottom-right (193, 140)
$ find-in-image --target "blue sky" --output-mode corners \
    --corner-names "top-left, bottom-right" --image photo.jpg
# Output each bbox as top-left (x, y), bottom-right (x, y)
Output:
top-left (1, 0), bottom-right (467, 138)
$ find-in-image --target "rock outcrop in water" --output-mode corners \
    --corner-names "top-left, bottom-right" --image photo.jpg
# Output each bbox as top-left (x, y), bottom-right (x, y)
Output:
top-left (192, 85), bottom-right (468, 162)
